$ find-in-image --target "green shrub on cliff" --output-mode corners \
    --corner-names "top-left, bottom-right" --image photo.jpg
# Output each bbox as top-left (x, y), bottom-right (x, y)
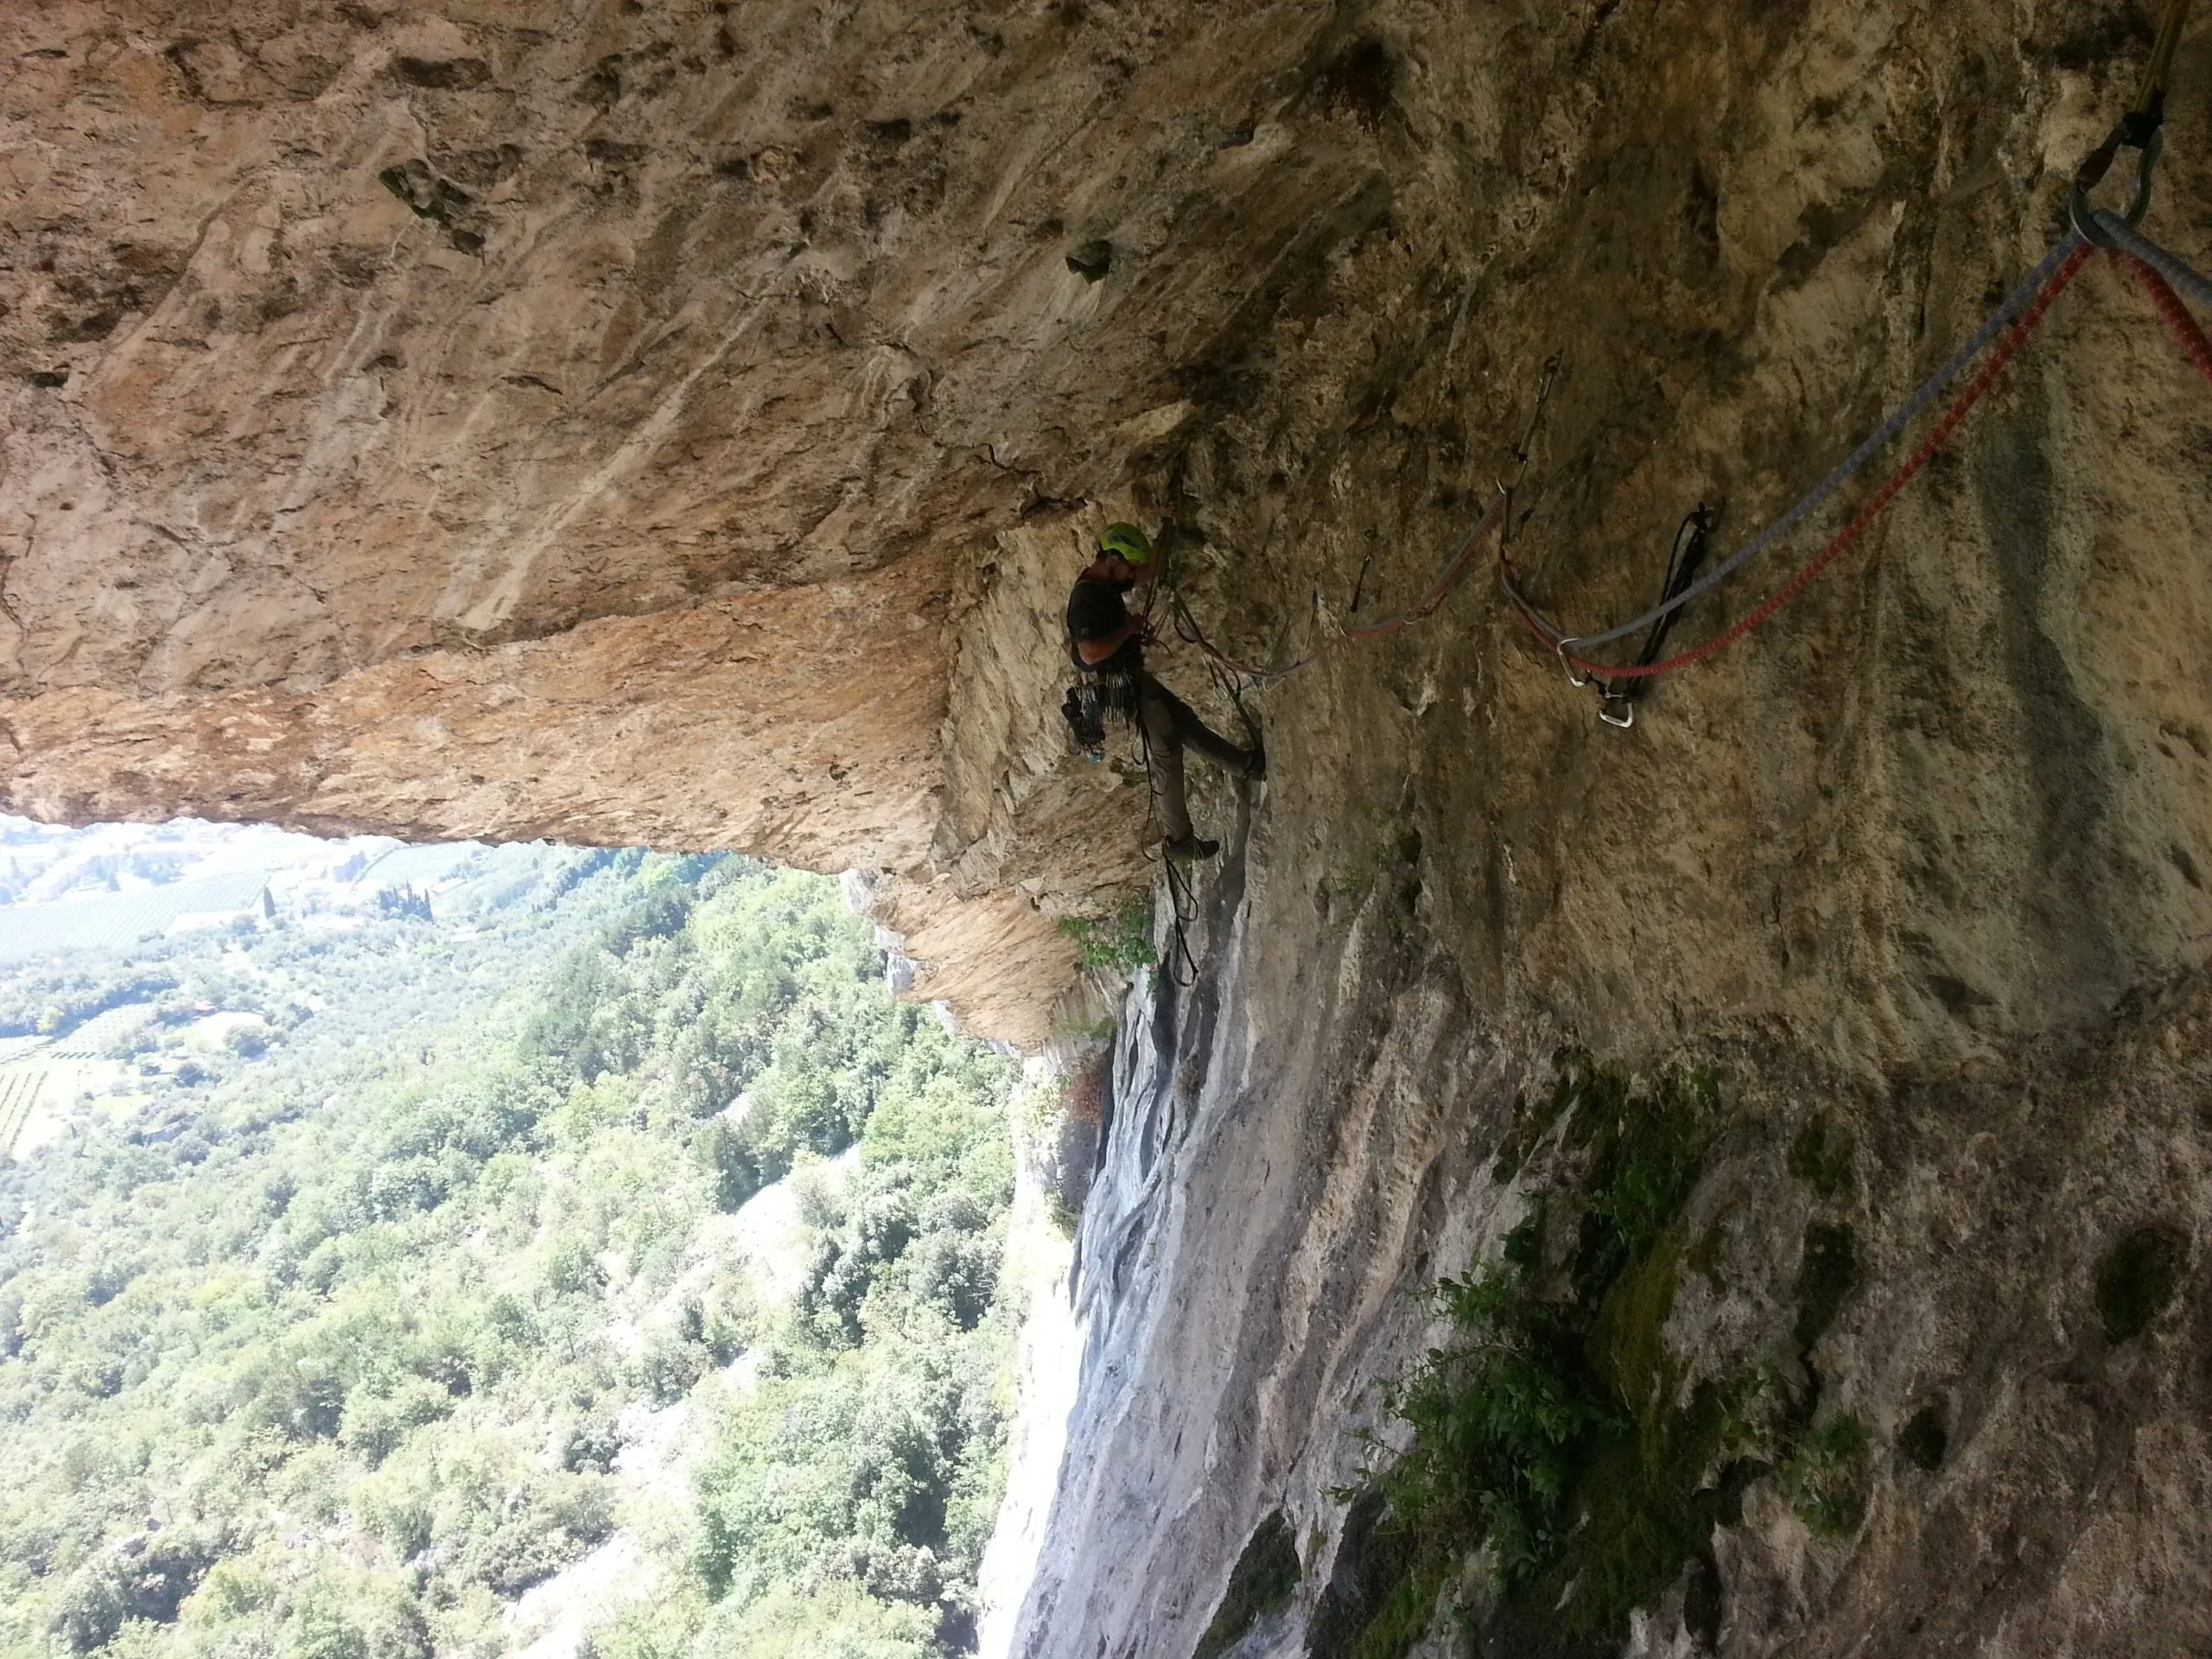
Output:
top-left (1055, 899), bottom-right (1155, 975)
top-left (1332, 1055), bottom-right (1870, 1659)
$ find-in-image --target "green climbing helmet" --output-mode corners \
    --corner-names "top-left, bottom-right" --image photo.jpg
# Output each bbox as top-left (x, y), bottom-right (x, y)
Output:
top-left (1097, 521), bottom-right (1152, 564)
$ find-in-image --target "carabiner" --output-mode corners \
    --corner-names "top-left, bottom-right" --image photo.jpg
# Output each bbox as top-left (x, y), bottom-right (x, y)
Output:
top-left (1555, 638), bottom-right (1592, 689)
top-left (1597, 691), bottom-right (1636, 730)
top-left (2069, 109), bottom-right (2163, 248)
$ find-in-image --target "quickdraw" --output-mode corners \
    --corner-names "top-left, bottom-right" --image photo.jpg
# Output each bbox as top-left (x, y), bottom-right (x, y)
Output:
top-left (1503, 0), bottom-right (2209, 717)
top-left (1149, 0), bottom-right (2208, 738)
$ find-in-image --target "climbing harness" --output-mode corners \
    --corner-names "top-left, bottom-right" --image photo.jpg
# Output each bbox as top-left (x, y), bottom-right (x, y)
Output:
top-left (1063, 664), bottom-right (1144, 762)
top-left (1062, 681), bottom-right (1109, 760)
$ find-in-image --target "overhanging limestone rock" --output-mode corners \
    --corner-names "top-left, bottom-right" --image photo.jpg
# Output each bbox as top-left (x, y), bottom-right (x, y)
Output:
top-left (3, 0), bottom-right (1388, 1033)
top-left (12, 1), bottom-right (2212, 1645)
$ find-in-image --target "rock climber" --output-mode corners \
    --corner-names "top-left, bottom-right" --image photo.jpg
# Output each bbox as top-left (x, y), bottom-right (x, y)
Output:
top-left (1064, 522), bottom-right (1263, 861)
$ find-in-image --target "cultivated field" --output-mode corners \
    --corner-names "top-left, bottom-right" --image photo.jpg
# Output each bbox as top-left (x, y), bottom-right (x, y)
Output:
top-left (0, 873), bottom-right (270, 964)
top-left (0, 1065), bottom-right (47, 1160)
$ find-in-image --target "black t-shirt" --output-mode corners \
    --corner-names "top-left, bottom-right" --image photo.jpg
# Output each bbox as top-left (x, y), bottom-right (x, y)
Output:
top-left (1066, 575), bottom-right (1141, 673)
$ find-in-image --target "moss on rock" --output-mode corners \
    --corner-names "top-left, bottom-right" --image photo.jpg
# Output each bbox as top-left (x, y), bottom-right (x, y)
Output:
top-left (1344, 1056), bottom-right (1758, 1659)
top-left (1192, 1510), bottom-right (1301, 1659)
top-left (1781, 1414), bottom-right (1872, 1536)
top-left (1341, 1053), bottom-right (1901, 1656)
top-left (1786, 1114), bottom-right (1856, 1200)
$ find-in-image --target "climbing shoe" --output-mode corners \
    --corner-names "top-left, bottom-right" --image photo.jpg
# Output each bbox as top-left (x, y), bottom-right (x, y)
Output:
top-left (1161, 835), bottom-right (1221, 861)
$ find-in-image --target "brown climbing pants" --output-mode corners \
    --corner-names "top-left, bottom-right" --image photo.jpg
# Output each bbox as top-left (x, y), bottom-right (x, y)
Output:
top-left (1135, 671), bottom-right (1254, 842)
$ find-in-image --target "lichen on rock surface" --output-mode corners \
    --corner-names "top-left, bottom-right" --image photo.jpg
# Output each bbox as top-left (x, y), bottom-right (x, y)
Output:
top-left (9, 0), bottom-right (2212, 1652)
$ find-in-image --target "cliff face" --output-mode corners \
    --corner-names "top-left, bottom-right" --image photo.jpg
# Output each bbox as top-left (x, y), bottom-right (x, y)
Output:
top-left (1001, 0), bottom-right (2212, 1650)
top-left (10, 0), bottom-right (2212, 1653)
top-left (1, 0), bottom-right (1423, 1039)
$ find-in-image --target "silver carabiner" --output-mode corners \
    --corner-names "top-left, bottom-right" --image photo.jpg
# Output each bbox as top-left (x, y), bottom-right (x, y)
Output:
top-left (1555, 638), bottom-right (1592, 689)
top-left (1597, 693), bottom-right (1636, 730)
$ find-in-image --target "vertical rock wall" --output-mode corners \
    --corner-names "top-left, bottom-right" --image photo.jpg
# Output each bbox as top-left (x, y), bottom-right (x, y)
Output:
top-left (6, 0), bottom-right (2212, 1646)
top-left (1007, 1), bottom-right (2212, 1653)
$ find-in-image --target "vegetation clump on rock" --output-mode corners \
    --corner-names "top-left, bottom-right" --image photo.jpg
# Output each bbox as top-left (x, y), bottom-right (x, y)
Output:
top-left (1055, 899), bottom-right (1156, 976)
top-left (1337, 1054), bottom-right (1881, 1657)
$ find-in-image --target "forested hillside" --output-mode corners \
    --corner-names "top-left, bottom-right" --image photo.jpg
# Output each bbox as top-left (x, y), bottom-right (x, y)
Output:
top-left (0, 841), bottom-right (1020, 1659)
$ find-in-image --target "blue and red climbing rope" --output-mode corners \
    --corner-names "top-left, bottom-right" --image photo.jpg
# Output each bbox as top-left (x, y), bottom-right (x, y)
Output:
top-left (1166, 4), bottom-right (2212, 711)
top-left (1185, 215), bottom-right (2207, 698)
top-left (2099, 213), bottom-right (2212, 317)
top-left (1506, 224), bottom-right (2212, 685)
top-left (1508, 233), bottom-right (2100, 682)
top-left (2107, 219), bottom-right (2212, 385)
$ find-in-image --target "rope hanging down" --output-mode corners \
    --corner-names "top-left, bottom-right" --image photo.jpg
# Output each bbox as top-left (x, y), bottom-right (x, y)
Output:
top-left (1504, 231), bottom-right (2091, 667)
top-left (1167, 489), bottom-right (1511, 689)
top-left (2095, 211), bottom-right (2212, 385)
top-left (1164, 1), bottom-right (2209, 706)
top-left (2128, 254), bottom-right (2212, 385)
top-left (1510, 235), bottom-right (2098, 682)
top-left (1165, 356), bottom-right (1557, 690)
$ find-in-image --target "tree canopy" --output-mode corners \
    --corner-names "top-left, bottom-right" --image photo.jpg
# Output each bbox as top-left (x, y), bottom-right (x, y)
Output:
top-left (0, 847), bottom-right (1019, 1659)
